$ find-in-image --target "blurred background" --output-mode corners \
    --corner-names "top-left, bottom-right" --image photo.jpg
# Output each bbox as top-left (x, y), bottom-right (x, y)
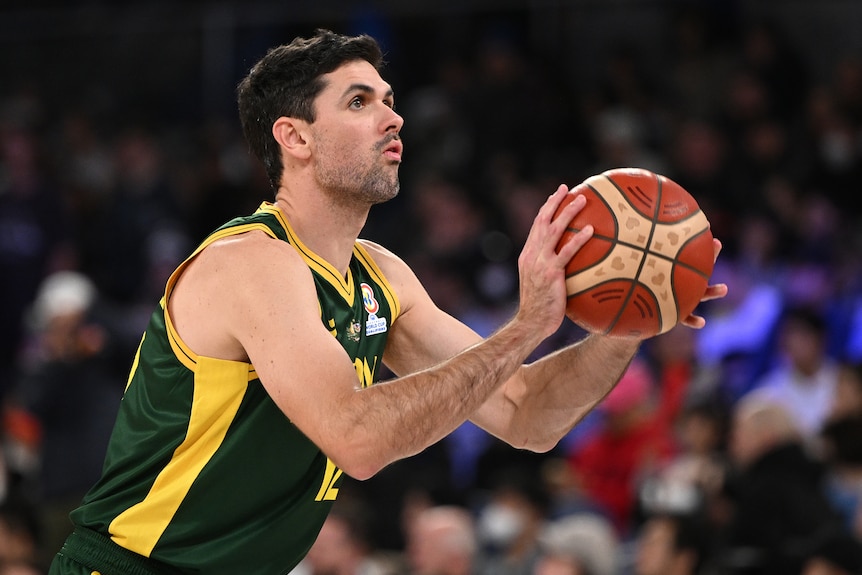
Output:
top-left (2, 1), bottom-right (862, 574)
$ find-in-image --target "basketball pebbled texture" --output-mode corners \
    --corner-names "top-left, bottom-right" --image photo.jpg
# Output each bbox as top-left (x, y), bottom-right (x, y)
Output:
top-left (554, 168), bottom-right (714, 338)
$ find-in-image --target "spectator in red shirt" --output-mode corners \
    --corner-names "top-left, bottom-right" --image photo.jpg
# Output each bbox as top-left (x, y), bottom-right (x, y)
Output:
top-left (566, 358), bottom-right (680, 535)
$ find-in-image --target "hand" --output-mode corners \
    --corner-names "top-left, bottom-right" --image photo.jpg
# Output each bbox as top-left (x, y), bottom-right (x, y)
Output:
top-left (679, 238), bottom-right (728, 329)
top-left (515, 185), bottom-right (593, 340)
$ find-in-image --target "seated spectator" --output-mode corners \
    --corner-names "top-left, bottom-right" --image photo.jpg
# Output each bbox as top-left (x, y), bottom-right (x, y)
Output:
top-left (406, 505), bottom-right (481, 575)
top-left (533, 512), bottom-right (619, 575)
top-left (295, 496), bottom-right (400, 575)
top-left (819, 414), bottom-right (862, 538)
top-left (566, 359), bottom-right (677, 536)
top-left (719, 395), bottom-right (848, 574)
top-left (474, 468), bottom-right (549, 575)
top-left (742, 306), bottom-right (840, 441)
top-left (7, 270), bottom-right (123, 566)
top-left (800, 530), bottom-right (862, 575)
top-left (633, 511), bottom-right (714, 575)
top-left (827, 361), bottom-right (862, 423)
top-left (636, 398), bottom-right (730, 542)
top-left (0, 499), bottom-right (41, 568)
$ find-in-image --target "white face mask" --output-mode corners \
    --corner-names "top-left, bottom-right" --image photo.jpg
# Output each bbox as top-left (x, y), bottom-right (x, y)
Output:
top-left (477, 503), bottom-right (526, 548)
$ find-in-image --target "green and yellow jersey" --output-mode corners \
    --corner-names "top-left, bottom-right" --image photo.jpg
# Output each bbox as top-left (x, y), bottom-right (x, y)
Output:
top-left (67, 202), bottom-right (399, 574)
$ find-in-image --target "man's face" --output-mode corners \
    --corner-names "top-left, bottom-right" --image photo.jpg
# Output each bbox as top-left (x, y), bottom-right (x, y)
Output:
top-left (305, 516), bottom-right (355, 574)
top-left (309, 60), bottom-right (404, 207)
top-left (634, 517), bottom-right (677, 575)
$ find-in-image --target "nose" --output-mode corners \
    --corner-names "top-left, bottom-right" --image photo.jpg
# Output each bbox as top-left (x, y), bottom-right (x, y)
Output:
top-left (383, 106), bottom-right (404, 134)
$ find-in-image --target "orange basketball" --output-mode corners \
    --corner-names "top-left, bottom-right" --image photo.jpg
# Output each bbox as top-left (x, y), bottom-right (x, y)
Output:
top-left (554, 168), bottom-right (714, 338)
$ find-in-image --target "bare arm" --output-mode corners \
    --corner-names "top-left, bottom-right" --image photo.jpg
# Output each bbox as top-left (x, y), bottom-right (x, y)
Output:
top-left (169, 186), bottom-right (589, 480)
top-left (381, 233), bottom-right (727, 452)
top-left (476, 242), bottom-right (727, 450)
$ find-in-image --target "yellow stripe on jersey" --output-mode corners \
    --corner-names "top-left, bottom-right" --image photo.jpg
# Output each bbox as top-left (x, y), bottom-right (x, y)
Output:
top-left (353, 242), bottom-right (401, 322)
top-left (108, 356), bottom-right (249, 556)
top-left (259, 203), bottom-right (356, 303)
top-left (125, 333), bottom-right (146, 393)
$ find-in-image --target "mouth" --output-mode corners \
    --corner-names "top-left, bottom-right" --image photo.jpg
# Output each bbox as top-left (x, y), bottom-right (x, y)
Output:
top-left (383, 139), bottom-right (402, 162)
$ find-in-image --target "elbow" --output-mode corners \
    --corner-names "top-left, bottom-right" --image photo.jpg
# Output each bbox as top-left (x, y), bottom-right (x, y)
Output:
top-left (506, 430), bottom-right (561, 454)
top-left (323, 442), bottom-right (390, 482)
top-left (524, 436), bottom-right (561, 454)
top-left (338, 459), bottom-right (384, 482)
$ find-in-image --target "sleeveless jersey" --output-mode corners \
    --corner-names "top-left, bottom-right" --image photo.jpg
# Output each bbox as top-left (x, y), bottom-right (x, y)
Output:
top-left (69, 202), bottom-right (400, 574)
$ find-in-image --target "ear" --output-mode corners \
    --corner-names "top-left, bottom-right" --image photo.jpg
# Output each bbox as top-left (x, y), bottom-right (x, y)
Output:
top-left (272, 117), bottom-right (311, 161)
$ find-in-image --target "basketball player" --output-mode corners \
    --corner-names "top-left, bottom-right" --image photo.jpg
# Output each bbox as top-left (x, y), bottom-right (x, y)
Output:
top-left (49, 29), bottom-right (726, 574)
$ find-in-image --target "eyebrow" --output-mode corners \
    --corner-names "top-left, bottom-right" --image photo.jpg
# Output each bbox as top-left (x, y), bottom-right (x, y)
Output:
top-left (340, 83), bottom-right (395, 101)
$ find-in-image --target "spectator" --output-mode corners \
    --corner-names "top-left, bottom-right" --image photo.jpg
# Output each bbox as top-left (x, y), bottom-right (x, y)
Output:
top-left (719, 395), bottom-right (847, 574)
top-left (800, 531), bottom-right (862, 575)
top-left (7, 270), bottom-right (123, 566)
top-left (0, 562), bottom-right (43, 575)
top-left (636, 398), bottom-right (730, 533)
top-left (819, 414), bottom-right (862, 538)
top-left (295, 496), bottom-right (400, 575)
top-left (0, 499), bottom-right (41, 569)
top-left (406, 505), bottom-right (482, 575)
top-left (828, 361), bottom-right (862, 423)
top-left (742, 306), bottom-right (840, 440)
top-left (0, 125), bottom-right (75, 403)
top-left (533, 512), bottom-right (619, 575)
top-left (633, 511), bottom-right (714, 575)
top-left (475, 468), bottom-right (549, 575)
top-left (567, 358), bottom-right (677, 536)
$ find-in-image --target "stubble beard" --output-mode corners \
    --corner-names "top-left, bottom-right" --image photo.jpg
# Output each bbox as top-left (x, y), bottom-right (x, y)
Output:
top-left (316, 145), bottom-right (400, 208)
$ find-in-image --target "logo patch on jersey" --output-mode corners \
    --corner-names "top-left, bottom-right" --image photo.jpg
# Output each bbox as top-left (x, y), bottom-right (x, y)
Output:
top-left (360, 283), bottom-right (387, 336)
top-left (361, 283), bottom-right (380, 315)
top-left (347, 320), bottom-right (361, 342)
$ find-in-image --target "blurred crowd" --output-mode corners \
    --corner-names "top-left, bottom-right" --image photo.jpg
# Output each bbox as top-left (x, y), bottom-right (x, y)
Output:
top-left (2, 3), bottom-right (862, 574)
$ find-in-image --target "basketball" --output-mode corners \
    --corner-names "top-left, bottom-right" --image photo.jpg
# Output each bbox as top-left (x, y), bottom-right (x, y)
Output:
top-left (554, 167), bottom-right (714, 338)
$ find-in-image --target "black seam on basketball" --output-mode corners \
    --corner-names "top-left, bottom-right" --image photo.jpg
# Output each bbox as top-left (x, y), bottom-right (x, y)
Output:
top-left (668, 230), bottom-right (713, 279)
top-left (608, 279), bottom-right (637, 332)
top-left (602, 173), bottom-right (657, 219)
top-left (634, 292), bottom-right (655, 318)
top-left (585, 182), bottom-right (620, 238)
top-left (611, 174), bottom-right (660, 329)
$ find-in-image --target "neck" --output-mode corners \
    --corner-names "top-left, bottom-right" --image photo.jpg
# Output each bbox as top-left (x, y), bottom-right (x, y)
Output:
top-left (274, 185), bottom-right (370, 277)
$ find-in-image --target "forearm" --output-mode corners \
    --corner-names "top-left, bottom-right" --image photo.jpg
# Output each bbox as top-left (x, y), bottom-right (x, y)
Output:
top-left (509, 334), bottom-right (641, 450)
top-left (335, 317), bottom-right (546, 479)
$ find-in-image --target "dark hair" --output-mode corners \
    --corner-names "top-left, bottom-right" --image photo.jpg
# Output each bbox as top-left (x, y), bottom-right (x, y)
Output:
top-left (236, 29), bottom-right (384, 192)
top-left (654, 511), bottom-right (712, 574)
top-left (821, 414), bottom-right (862, 465)
top-left (781, 305), bottom-right (827, 338)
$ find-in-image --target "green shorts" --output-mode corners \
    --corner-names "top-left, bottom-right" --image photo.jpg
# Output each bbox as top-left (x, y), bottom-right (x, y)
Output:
top-left (49, 528), bottom-right (186, 575)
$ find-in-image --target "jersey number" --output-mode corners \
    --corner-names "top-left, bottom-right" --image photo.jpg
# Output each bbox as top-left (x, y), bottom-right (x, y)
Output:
top-left (314, 357), bottom-right (377, 501)
top-left (315, 458), bottom-right (342, 501)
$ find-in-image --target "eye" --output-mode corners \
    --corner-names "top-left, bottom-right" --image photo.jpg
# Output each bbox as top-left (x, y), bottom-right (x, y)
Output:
top-left (384, 97), bottom-right (395, 110)
top-left (349, 96), bottom-right (364, 109)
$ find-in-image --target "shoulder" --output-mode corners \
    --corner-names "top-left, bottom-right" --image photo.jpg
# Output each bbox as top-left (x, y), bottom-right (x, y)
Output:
top-left (356, 239), bottom-right (415, 285)
top-left (169, 229), bottom-right (318, 360)
top-left (356, 238), bottom-right (402, 267)
top-left (178, 228), bottom-right (317, 312)
top-left (356, 238), bottom-right (428, 315)
top-left (200, 229), bottom-right (306, 275)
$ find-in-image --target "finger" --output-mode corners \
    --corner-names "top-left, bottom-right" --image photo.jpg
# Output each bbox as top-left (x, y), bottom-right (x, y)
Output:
top-left (700, 283), bottom-right (728, 302)
top-left (682, 282), bottom-right (728, 330)
top-left (553, 191), bottom-right (587, 227)
top-left (556, 223), bottom-right (593, 263)
top-left (536, 184), bottom-right (571, 224)
top-left (680, 314), bottom-right (707, 329)
top-left (712, 238), bottom-right (723, 262)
